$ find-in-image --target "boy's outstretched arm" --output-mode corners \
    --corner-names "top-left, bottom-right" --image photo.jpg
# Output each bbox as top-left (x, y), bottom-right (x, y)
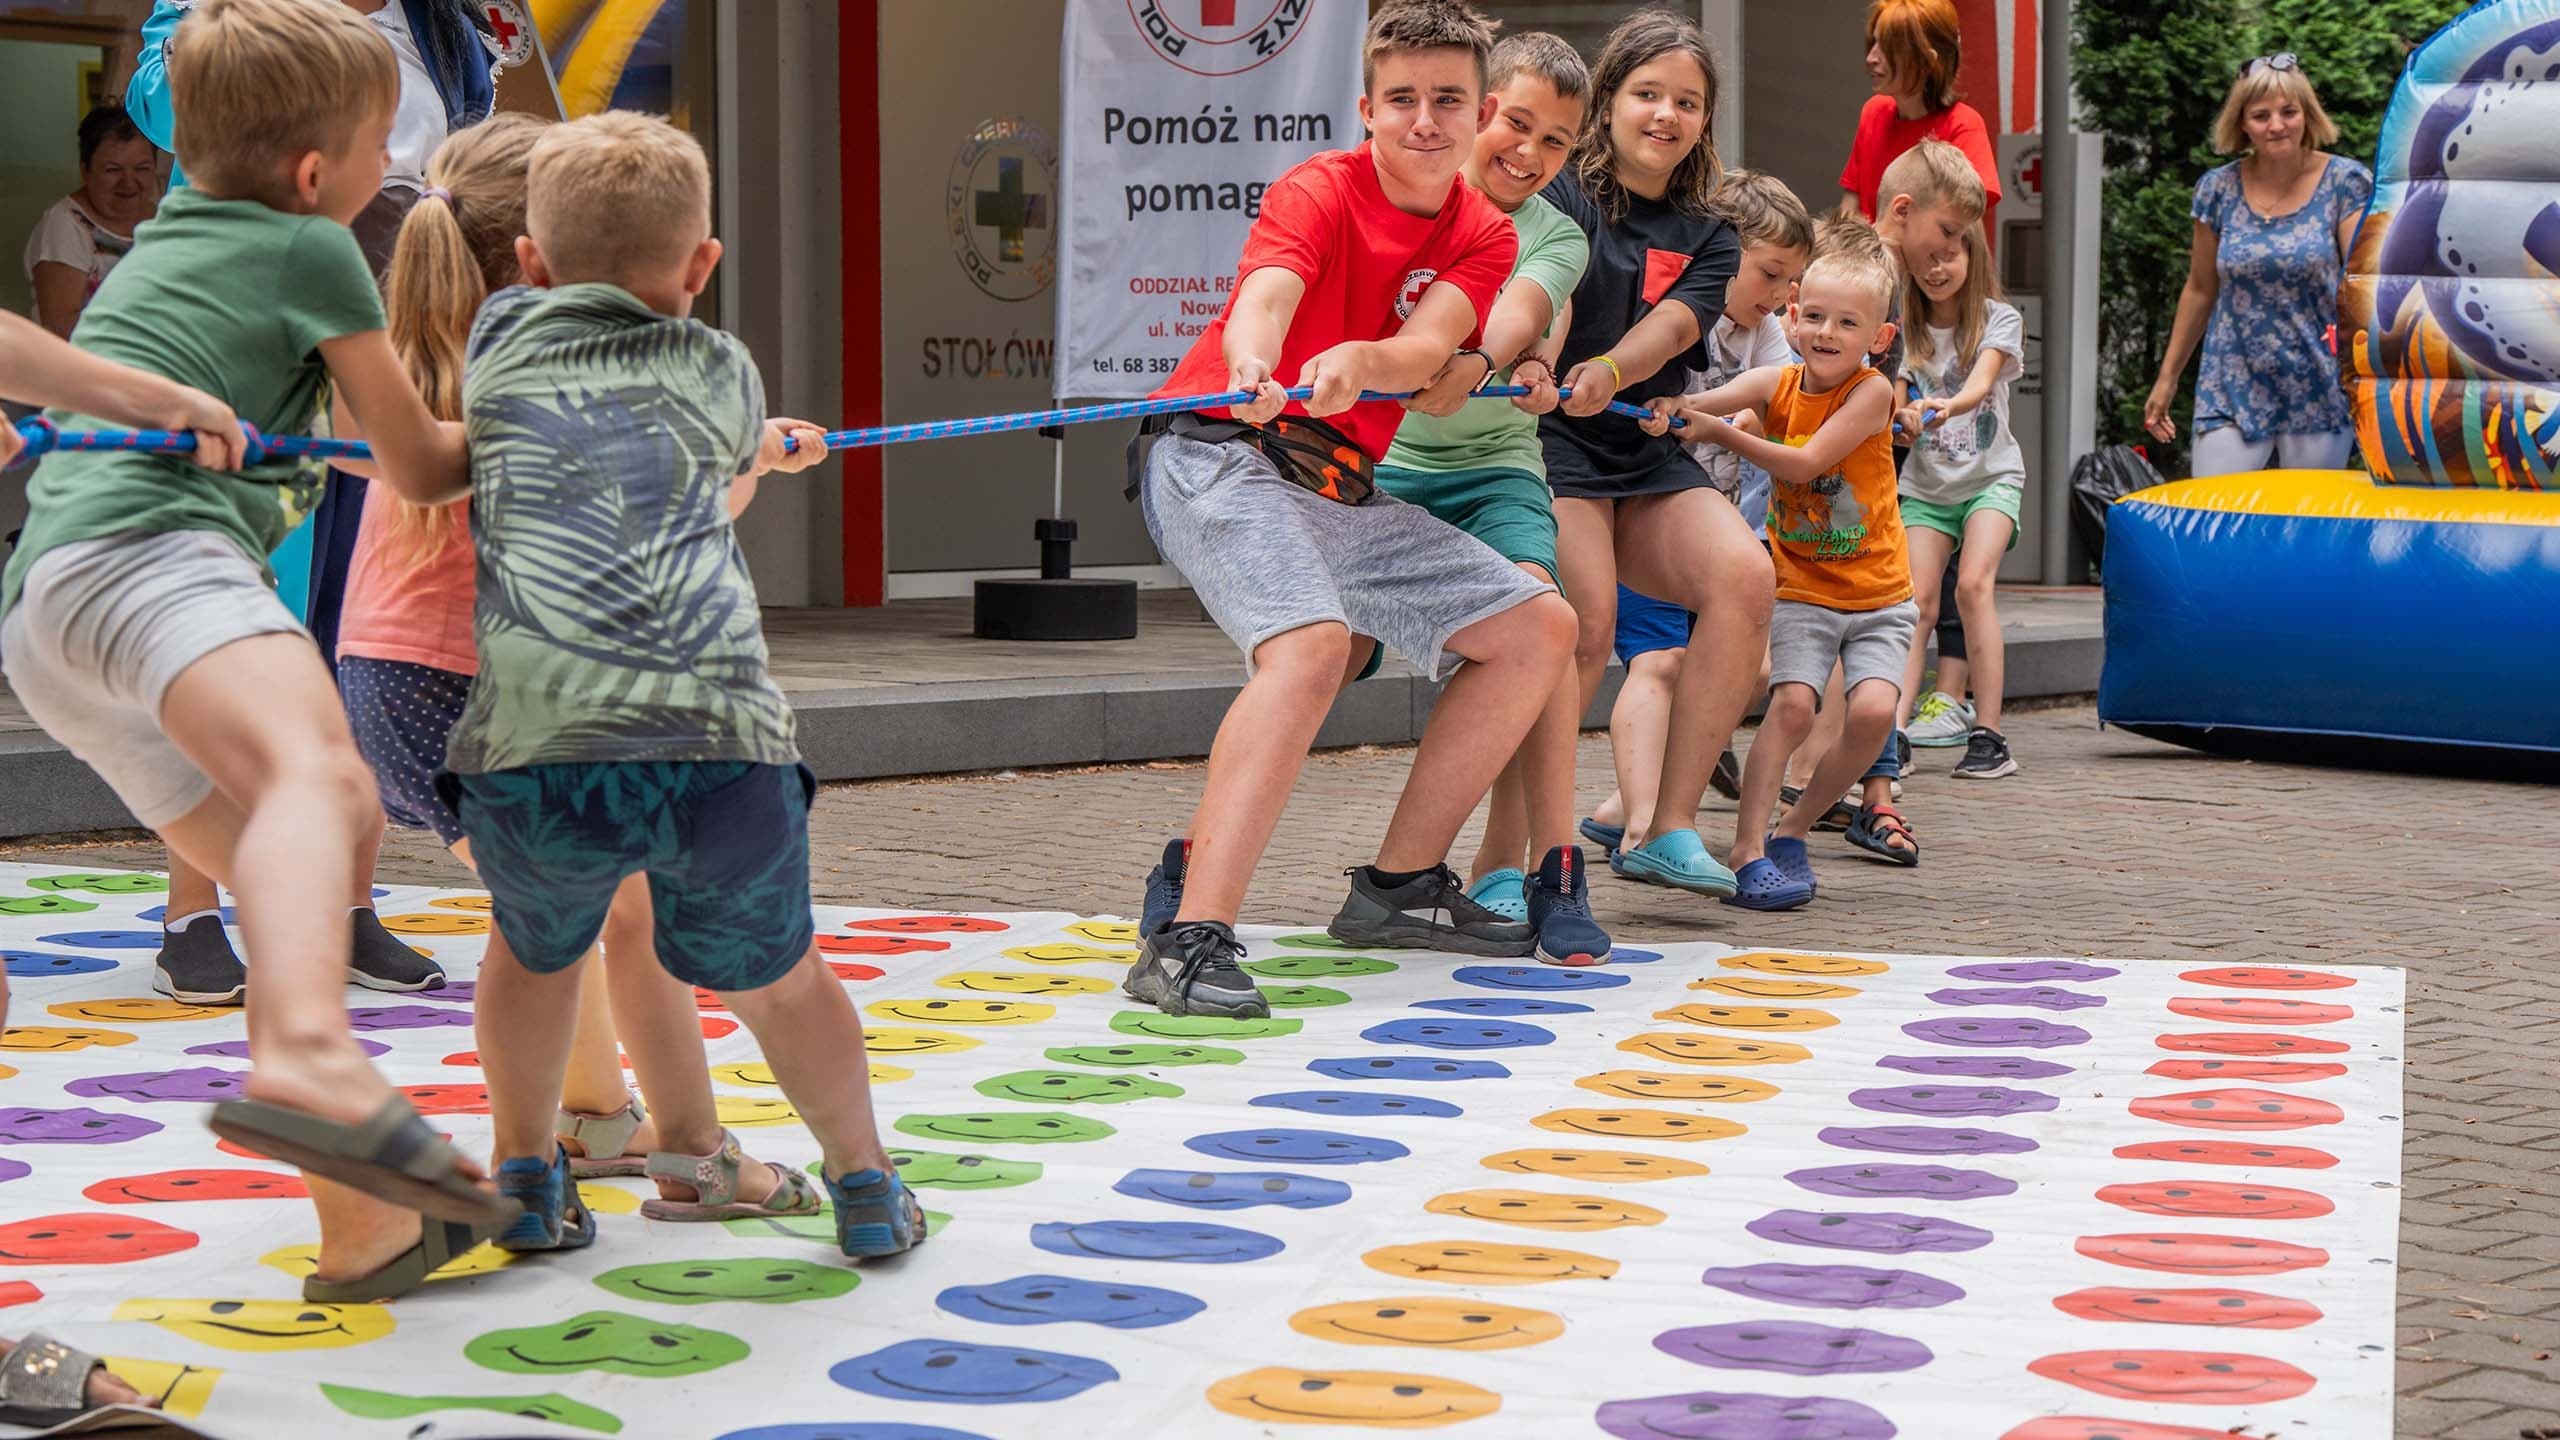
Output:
top-left (1222, 267), bottom-right (1304, 425)
top-left (732, 417), bottom-right (829, 516)
top-left (1693, 373), bottom-right (1896, 486)
top-left (0, 311), bottom-right (245, 469)
top-left (1298, 283), bottom-right (1481, 419)
top-left (320, 331), bottom-right (468, 505)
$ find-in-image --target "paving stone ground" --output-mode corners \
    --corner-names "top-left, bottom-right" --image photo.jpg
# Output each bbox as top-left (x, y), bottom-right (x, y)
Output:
top-left (10, 699), bottom-right (2556, 1438)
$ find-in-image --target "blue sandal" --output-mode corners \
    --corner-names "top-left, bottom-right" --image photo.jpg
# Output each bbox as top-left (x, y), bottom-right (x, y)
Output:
top-left (1610, 829), bottom-right (1739, 897)
top-left (828, 1167), bottom-right (927, 1258)
top-left (1723, 857), bottom-right (1813, 911)
top-left (1578, 817), bottom-right (1625, 854)
top-left (1765, 836), bottom-right (1816, 897)
top-left (494, 1144), bottom-right (595, 1252)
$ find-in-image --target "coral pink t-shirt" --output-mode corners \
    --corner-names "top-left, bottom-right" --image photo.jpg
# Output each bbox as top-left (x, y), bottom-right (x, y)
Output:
top-left (336, 481), bottom-right (476, 675)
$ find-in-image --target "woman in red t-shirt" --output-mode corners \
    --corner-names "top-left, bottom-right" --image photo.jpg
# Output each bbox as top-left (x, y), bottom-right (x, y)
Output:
top-left (1839, 0), bottom-right (2000, 243)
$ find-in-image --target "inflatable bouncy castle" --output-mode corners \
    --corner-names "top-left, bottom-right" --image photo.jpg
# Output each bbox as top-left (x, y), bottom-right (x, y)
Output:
top-left (2100, 0), bottom-right (2560, 769)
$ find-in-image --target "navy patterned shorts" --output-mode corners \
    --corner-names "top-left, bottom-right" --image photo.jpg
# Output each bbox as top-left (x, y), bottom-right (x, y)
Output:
top-left (339, 655), bottom-right (472, 846)
top-left (444, 760), bottom-right (818, 992)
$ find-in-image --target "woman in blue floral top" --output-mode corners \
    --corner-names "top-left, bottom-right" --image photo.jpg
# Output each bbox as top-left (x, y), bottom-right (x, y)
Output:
top-left (2144, 55), bottom-right (2373, 476)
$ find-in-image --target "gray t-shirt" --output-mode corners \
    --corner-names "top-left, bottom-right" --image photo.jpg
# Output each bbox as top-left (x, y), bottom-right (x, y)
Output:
top-left (444, 282), bottom-right (796, 774)
top-left (1898, 298), bottom-right (2026, 505)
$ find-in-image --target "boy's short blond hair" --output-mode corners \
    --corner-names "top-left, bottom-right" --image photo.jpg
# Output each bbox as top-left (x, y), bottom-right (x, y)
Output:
top-left (170, 0), bottom-right (396, 200)
top-left (1710, 170), bottom-right (1815, 257)
top-left (526, 111), bottom-right (713, 284)
top-left (1803, 249), bottom-right (1898, 319)
top-left (1876, 138), bottom-right (1985, 222)
top-left (1814, 210), bottom-right (1893, 269)
top-left (2213, 64), bottom-right (2337, 156)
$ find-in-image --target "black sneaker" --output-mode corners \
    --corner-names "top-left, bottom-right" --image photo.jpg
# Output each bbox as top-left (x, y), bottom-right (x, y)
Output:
top-left (1710, 748), bottom-right (1743, 801)
top-left (1141, 838), bottom-right (1188, 937)
top-left (1952, 726), bottom-right (2017, 780)
top-left (154, 915), bottom-right (245, 1005)
top-left (1123, 920), bottom-right (1267, 1017)
top-left (1527, 846), bottom-right (1612, 967)
top-left (1327, 864), bottom-right (1534, 957)
top-left (349, 908), bottom-right (447, 992)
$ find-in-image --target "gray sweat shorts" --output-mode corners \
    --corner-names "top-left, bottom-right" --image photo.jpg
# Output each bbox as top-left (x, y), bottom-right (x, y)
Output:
top-left (1141, 431), bottom-right (1552, 680)
top-left (2, 531), bottom-right (307, 827)
top-left (1768, 597), bottom-right (1919, 698)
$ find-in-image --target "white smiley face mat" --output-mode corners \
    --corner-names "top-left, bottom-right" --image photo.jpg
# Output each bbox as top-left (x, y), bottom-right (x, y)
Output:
top-left (0, 863), bottom-right (2405, 1439)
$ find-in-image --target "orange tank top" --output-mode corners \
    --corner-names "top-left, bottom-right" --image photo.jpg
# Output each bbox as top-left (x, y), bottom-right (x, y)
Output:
top-left (1764, 362), bottom-right (1912, 611)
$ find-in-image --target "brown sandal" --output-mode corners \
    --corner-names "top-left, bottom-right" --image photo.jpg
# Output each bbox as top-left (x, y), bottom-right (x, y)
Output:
top-left (557, 1092), bottom-right (648, 1179)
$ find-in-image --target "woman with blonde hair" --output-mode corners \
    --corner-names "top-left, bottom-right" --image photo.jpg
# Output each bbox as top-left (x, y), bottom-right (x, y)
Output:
top-left (2145, 55), bottom-right (2373, 475)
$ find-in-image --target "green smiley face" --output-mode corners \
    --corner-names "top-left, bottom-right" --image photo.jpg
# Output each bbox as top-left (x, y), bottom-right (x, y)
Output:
top-left (0, 894), bottom-right (98, 915)
top-left (1044, 1043), bottom-right (1246, 1068)
top-left (1108, 1011), bottom-right (1305, 1041)
top-left (724, 1209), bottom-right (951, 1245)
top-left (894, 1111), bottom-right (1117, 1144)
top-left (592, 1256), bottom-right (859, 1306)
top-left (322, 1385), bottom-right (619, 1435)
top-left (1274, 932), bottom-right (1357, 950)
top-left (464, 1310), bottom-right (748, 1378)
top-left (1244, 954), bottom-right (1397, 978)
top-left (974, 1069), bottom-right (1185, 1105)
top-left (884, 1148), bottom-right (1043, 1189)
top-left (24, 872), bottom-right (170, 895)
top-left (1263, 984), bottom-right (1353, 1008)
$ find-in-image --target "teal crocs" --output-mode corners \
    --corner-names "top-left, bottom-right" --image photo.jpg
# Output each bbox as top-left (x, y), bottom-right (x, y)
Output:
top-left (1610, 828), bottom-right (1739, 897)
top-left (828, 1167), bottom-right (927, 1258)
top-left (1465, 868), bottom-right (1529, 924)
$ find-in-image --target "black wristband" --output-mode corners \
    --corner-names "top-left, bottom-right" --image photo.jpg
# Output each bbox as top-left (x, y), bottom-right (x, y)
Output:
top-left (1455, 348), bottom-right (1495, 392)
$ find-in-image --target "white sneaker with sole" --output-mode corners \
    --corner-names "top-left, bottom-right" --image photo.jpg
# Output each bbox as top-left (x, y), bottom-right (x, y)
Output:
top-left (1907, 690), bottom-right (1975, 746)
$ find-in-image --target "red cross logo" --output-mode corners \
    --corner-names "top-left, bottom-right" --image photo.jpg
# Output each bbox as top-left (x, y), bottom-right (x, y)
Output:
top-left (482, 3), bottom-right (519, 48)
top-left (2017, 149), bottom-right (2044, 202)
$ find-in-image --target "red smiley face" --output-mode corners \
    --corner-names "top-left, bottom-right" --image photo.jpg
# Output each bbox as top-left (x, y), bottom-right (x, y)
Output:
top-left (2002, 1416), bottom-right (2261, 1439)
top-left (700, 1016), bottom-right (737, 1040)
top-left (2145, 1058), bottom-right (2346, 1084)
top-left (2156, 1030), bottom-right (2348, 1056)
top-left (2052, 1286), bottom-right (2323, 1330)
top-left (2130, 1088), bottom-right (2344, 1131)
top-left (848, 916), bottom-right (1009, 934)
top-left (0, 1212), bottom-right (197, 1264)
top-left (0, 1281), bottom-right (37, 1309)
top-left (691, 987), bottom-right (731, 1012)
top-left (84, 1169), bottom-right (308, 1204)
top-left (2027, 1349), bottom-right (2315, 1404)
top-left (2075, 1232), bottom-right (2329, 1276)
top-left (818, 934), bottom-right (949, 956)
top-left (2112, 1139), bottom-right (2339, 1169)
top-left (398, 1084), bottom-right (491, 1116)
top-left (2096, 1179), bottom-right (2335, 1221)
top-left (2178, 966), bottom-right (2355, 991)
top-left (826, 960), bottom-right (886, 981)
top-left (2165, 995), bottom-right (2353, 1026)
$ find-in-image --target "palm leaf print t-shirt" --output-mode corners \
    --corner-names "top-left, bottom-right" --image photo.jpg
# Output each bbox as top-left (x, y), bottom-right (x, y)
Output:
top-left (445, 282), bottom-right (797, 774)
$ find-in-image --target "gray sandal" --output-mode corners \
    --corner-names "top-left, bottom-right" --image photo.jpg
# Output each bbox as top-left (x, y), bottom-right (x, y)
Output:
top-left (640, 1129), bottom-right (825, 1222)
top-left (209, 1096), bottom-right (518, 1227)
top-left (0, 1331), bottom-right (151, 1431)
top-left (558, 1093), bottom-right (649, 1179)
top-left (301, 1215), bottom-right (504, 1303)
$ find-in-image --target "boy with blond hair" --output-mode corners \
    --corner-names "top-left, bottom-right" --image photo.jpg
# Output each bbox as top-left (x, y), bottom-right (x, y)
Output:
top-left (1, 0), bottom-right (508, 1293)
top-left (449, 110), bottom-right (922, 1262)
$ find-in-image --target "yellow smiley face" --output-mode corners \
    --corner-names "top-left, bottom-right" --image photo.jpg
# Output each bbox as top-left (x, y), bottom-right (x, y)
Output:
top-left (262, 1241), bottom-right (516, 1283)
top-left (1576, 1070), bottom-right (1781, 1102)
top-left (714, 1059), bottom-right (910, 1087)
top-left (1531, 1108), bottom-right (1747, 1142)
top-left (1480, 1148), bottom-right (1710, 1183)
top-left (426, 895), bottom-right (495, 913)
top-left (713, 1096), bottom-right (800, 1128)
top-left (1718, 950), bottom-right (1889, 977)
top-left (575, 1182), bottom-right (644, 1215)
top-left (112, 1298), bottom-right (395, 1352)
top-left (1065, 921), bottom-right (1137, 944)
top-left (934, 971), bottom-right (1113, 996)
top-left (99, 1357), bottom-right (220, 1418)
top-left (1616, 1033), bottom-right (1812, 1066)
top-left (1288, 1296), bottom-right (1563, 1351)
top-left (1364, 1241), bottom-right (1618, 1285)
top-left (1690, 976), bottom-right (1864, 1000)
top-left (48, 999), bottom-right (226, 1024)
top-left (864, 998), bottom-right (1055, 1026)
top-left (1002, 943), bottom-right (1134, 967)
top-left (1423, 1189), bottom-right (1667, 1231)
top-left (0, 1026), bottom-right (137, 1053)
top-left (376, 912), bottom-right (488, 935)
top-left (863, 1028), bottom-right (982, 1056)
top-left (1654, 1003), bottom-right (1839, 1032)
top-left (1209, 1367), bottom-right (1501, 1429)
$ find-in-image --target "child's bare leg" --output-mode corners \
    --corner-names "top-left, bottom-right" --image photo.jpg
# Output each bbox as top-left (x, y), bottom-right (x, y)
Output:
top-left (1608, 647), bottom-right (1681, 842)
top-left (1790, 665), bottom-right (1848, 791)
top-left (164, 852), bottom-right (221, 921)
top-left (1897, 528), bottom-right (1957, 726)
top-left (1954, 511), bottom-right (2015, 732)
top-left (717, 945), bottom-right (892, 1180)
top-left (1775, 679), bottom-right (1901, 840)
top-left (1473, 764), bottom-right (1530, 881)
top-left (1476, 565), bottom-right (1580, 876)
top-left (595, 880), bottom-right (778, 1204)
top-left (1373, 594), bottom-right (1575, 871)
top-left (1614, 489), bottom-right (1772, 840)
top-left (1732, 684), bottom-right (1813, 867)
top-left (1178, 623), bottom-right (1353, 923)
top-left (473, 924), bottom-right (588, 1166)
top-left (1553, 498), bottom-right (1620, 716)
top-left (557, 947), bottom-right (640, 1122)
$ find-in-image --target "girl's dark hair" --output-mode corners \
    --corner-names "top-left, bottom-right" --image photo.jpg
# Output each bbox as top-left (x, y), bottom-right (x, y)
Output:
top-left (77, 103), bottom-right (147, 169)
top-left (1568, 9), bottom-right (1722, 222)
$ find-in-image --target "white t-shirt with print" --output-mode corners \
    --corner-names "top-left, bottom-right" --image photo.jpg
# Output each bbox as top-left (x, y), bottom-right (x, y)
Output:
top-left (1684, 310), bottom-right (1795, 495)
top-left (365, 2), bottom-right (449, 192)
top-left (22, 195), bottom-right (135, 317)
top-left (1899, 297), bottom-right (2026, 505)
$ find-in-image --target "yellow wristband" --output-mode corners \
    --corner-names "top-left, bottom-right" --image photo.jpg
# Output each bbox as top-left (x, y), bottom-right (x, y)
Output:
top-left (1592, 354), bottom-right (1624, 387)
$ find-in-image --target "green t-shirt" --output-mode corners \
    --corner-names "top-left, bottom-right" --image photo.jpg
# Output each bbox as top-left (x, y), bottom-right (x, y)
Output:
top-left (1, 186), bottom-right (383, 616)
top-left (443, 283), bottom-right (797, 775)
top-left (1380, 190), bottom-right (1589, 476)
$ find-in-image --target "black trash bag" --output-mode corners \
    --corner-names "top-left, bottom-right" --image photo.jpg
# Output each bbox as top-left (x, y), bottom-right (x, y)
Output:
top-left (2070, 443), bottom-right (2167, 578)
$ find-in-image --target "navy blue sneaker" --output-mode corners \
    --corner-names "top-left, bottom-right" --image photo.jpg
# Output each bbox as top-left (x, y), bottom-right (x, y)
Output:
top-left (1527, 845), bottom-right (1612, 967)
top-left (827, 1166), bottom-right (926, 1258)
top-left (1142, 838), bottom-right (1188, 936)
top-left (494, 1145), bottom-right (595, 1252)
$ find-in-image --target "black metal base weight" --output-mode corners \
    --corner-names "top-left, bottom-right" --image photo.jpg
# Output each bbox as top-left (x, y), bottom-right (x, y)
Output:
top-left (972, 577), bottom-right (1138, 641)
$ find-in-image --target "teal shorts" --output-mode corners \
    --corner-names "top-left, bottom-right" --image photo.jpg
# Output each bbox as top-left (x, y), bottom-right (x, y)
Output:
top-left (1375, 462), bottom-right (1561, 588)
top-left (1899, 482), bottom-right (2023, 549)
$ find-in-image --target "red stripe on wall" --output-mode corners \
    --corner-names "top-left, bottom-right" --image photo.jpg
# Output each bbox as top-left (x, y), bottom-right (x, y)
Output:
top-left (839, 0), bottom-right (884, 607)
top-left (2011, 0), bottom-right (2039, 135)
top-left (1954, 0), bottom-right (2001, 134)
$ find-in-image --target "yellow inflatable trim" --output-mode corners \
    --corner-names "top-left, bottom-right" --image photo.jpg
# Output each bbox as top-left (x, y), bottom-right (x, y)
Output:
top-left (2124, 470), bottom-right (2560, 526)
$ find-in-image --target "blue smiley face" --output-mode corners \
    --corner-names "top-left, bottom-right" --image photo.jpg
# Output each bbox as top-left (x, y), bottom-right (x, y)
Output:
top-left (1360, 1018), bottom-right (1555, 1050)
top-left (829, 1339), bottom-right (1118, 1405)
top-left (1607, 947), bottom-right (1664, 963)
top-left (1411, 996), bottom-right (1593, 1017)
top-left (3, 951), bottom-right (117, 978)
top-left (936, 1274), bottom-right (1206, 1330)
top-left (1183, 1129), bottom-right (1409, 1166)
top-left (1307, 1056), bottom-right (1510, 1083)
top-left (34, 931), bottom-right (163, 950)
top-left (135, 905), bottom-right (240, 925)
top-left (1113, 1168), bottom-right (1351, 1210)
top-left (1453, 965), bottom-right (1629, 992)
top-left (1250, 1091), bottom-right (1464, 1119)
top-left (1029, 1219), bottom-right (1284, 1264)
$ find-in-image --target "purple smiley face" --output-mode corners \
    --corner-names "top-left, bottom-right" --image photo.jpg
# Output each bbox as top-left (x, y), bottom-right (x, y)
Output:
top-left (1877, 1054), bottom-right (2073, 1080)
top-left (1945, 960), bottom-right (2119, 983)
top-left (187, 1038), bottom-right (390, 1060)
top-left (1924, 985), bottom-right (2106, 1011)
top-left (66, 1067), bottom-right (249, 1103)
top-left (0, 1158), bottom-right (27, 1184)
top-left (1848, 1084), bottom-right (2058, 1119)
top-left (1746, 1208), bottom-right (1992, 1254)
top-left (1788, 1162), bottom-right (2019, 1201)
top-left (0, 1107), bottom-right (165, 1145)
top-left (346, 1004), bottom-right (474, 1032)
top-left (1818, 1125), bottom-right (2039, 1157)
top-left (417, 981), bottom-right (477, 1003)
top-left (1900, 1016), bottom-right (2089, 1049)
top-left (1699, 1262), bottom-right (1965, 1312)
top-left (1596, 1389), bottom-right (1898, 1440)
top-left (1654, 1321), bottom-right (1933, 1376)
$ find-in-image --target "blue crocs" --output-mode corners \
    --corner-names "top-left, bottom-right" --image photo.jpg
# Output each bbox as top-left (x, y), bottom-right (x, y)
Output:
top-left (1765, 836), bottom-right (1816, 897)
top-left (494, 1145), bottom-right (595, 1252)
top-left (829, 1167), bottom-right (927, 1258)
top-left (1723, 856), bottom-right (1813, 911)
top-left (1466, 868), bottom-right (1529, 924)
top-left (1577, 817), bottom-right (1625, 854)
top-left (1610, 828), bottom-right (1739, 897)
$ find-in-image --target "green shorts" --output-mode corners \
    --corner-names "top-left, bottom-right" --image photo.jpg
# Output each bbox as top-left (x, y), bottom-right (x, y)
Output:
top-left (1375, 462), bottom-right (1561, 589)
top-left (1899, 481), bottom-right (2024, 549)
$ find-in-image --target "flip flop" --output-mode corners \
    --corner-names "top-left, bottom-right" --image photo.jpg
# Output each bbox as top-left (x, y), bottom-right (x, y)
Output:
top-left (301, 1215), bottom-right (504, 1303)
top-left (640, 1130), bottom-right (826, 1222)
top-left (1610, 829), bottom-right (1739, 898)
top-left (1765, 836), bottom-right (1816, 895)
top-left (210, 1096), bottom-right (516, 1227)
top-left (1722, 857), bottom-right (1813, 911)
top-left (559, 1093), bottom-right (649, 1180)
top-left (0, 1332), bottom-right (146, 1431)
top-left (1846, 803), bottom-right (1920, 867)
top-left (1577, 817), bottom-right (1625, 853)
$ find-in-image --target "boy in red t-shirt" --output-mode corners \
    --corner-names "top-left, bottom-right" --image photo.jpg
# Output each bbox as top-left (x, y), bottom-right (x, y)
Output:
top-left (1128, 0), bottom-right (1577, 1018)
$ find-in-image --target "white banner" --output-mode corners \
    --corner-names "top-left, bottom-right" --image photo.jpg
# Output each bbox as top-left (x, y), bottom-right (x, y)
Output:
top-left (1054, 0), bottom-right (1364, 398)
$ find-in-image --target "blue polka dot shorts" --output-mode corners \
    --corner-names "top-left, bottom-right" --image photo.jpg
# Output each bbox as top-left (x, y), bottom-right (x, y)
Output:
top-left (339, 654), bottom-right (472, 846)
